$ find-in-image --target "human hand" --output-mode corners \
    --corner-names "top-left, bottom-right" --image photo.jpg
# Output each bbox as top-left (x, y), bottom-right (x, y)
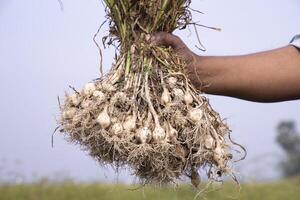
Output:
top-left (151, 32), bottom-right (203, 87)
top-left (151, 33), bottom-right (300, 102)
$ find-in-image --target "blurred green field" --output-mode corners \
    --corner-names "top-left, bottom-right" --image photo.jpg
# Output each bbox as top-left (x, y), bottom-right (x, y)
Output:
top-left (1, 178), bottom-right (300, 200)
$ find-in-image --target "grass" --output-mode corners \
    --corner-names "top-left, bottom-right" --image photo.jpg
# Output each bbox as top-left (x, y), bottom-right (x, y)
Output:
top-left (1, 178), bottom-right (300, 200)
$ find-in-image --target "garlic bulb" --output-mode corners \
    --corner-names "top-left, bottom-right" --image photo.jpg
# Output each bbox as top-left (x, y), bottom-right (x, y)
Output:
top-left (111, 123), bottom-right (123, 136)
top-left (69, 94), bottom-right (81, 106)
top-left (184, 92), bottom-right (193, 105)
top-left (123, 114), bottom-right (136, 132)
top-left (161, 87), bottom-right (171, 105)
top-left (173, 88), bottom-right (184, 101)
top-left (83, 83), bottom-right (96, 96)
top-left (152, 125), bottom-right (166, 142)
top-left (93, 91), bottom-right (106, 102)
top-left (102, 83), bottom-right (116, 92)
top-left (167, 122), bottom-right (178, 142)
top-left (111, 117), bottom-right (118, 124)
top-left (96, 106), bottom-right (111, 129)
top-left (214, 146), bottom-right (224, 156)
top-left (114, 92), bottom-right (126, 99)
top-left (136, 127), bottom-right (152, 144)
top-left (204, 135), bottom-right (215, 149)
top-left (213, 146), bottom-right (225, 167)
top-left (81, 100), bottom-right (93, 109)
top-left (188, 108), bottom-right (203, 123)
top-left (62, 108), bottom-right (77, 119)
top-left (167, 77), bottom-right (177, 88)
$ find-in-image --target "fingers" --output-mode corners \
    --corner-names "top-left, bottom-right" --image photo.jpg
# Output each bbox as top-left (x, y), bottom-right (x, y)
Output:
top-left (151, 32), bottom-right (187, 50)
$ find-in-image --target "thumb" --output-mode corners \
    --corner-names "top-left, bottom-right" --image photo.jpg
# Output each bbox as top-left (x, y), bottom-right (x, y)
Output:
top-left (151, 32), bottom-right (187, 50)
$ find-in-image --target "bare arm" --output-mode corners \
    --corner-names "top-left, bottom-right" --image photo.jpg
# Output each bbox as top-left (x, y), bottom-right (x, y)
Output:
top-left (151, 32), bottom-right (300, 102)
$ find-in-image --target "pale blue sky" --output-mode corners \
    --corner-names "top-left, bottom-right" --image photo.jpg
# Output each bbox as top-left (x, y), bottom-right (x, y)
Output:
top-left (0, 0), bottom-right (299, 183)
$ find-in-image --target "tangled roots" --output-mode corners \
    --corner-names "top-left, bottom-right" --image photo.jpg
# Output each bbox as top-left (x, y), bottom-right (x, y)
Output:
top-left (57, 0), bottom-right (245, 186)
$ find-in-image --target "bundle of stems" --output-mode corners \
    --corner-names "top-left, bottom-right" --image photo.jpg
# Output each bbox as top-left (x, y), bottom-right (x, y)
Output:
top-left (58, 0), bottom-right (245, 185)
top-left (103, 0), bottom-right (191, 50)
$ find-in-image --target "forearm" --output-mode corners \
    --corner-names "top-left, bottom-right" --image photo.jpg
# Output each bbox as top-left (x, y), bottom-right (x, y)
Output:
top-left (191, 46), bottom-right (300, 102)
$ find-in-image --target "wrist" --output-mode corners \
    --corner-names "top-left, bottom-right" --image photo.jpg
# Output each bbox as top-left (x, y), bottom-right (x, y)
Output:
top-left (187, 56), bottom-right (230, 94)
top-left (186, 55), bottom-right (210, 90)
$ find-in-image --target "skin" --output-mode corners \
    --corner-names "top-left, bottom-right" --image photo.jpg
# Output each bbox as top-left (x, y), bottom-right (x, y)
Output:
top-left (151, 32), bottom-right (300, 103)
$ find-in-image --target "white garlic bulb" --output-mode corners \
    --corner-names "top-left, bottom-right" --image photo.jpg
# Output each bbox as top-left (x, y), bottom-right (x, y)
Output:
top-left (152, 125), bottom-right (166, 142)
top-left (96, 106), bottom-right (111, 129)
top-left (214, 146), bottom-right (224, 156)
top-left (204, 135), bottom-right (215, 149)
top-left (81, 100), bottom-right (93, 109)
top-left (123, 114), bottom-right (136, 132)
top-left (136, 127), bottom-right (152, 144)
top-left (69, 94), bottom-right (81, 106)
top-left (115, 92), bottom-right (126, 99)
top-left (161, 87), bottom-right (171, 105)
top-left (167, 123), bottom-right (178, 142)
top-left (184, 92), bottom-right (193, 105)
top-left (173, 88), bottom-right (184, 101)
top-left (93, 90), bottom-right (106, 102)
top-left (213, 146), bottom-right (225, 167)
top-left (102, 83), bottom-right (116, 92)
top-left (62, 108), bottom-right (77, 120)
top-left (167, 77), bottom-right (177, 88)
top-left (188, 108), bottom-right (203, 123)
top-left (83, 83), bottom-right (96, 96)
top-left (111, 123), bottom-right (123, 136)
